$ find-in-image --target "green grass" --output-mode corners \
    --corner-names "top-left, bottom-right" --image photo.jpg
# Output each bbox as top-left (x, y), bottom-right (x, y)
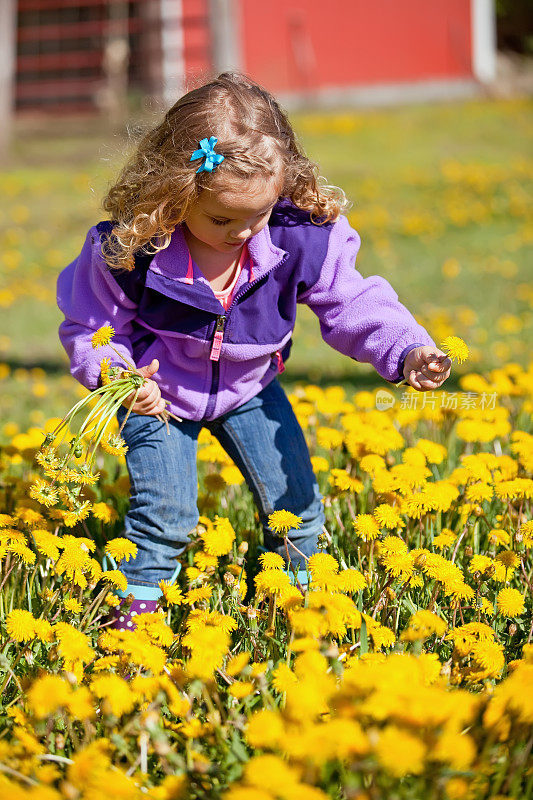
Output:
top-left (1, 98), bottom-right (532, 431)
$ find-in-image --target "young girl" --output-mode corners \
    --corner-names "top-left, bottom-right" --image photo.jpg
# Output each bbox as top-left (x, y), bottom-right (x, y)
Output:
top-left (57, 72), bottom-right (451, 626)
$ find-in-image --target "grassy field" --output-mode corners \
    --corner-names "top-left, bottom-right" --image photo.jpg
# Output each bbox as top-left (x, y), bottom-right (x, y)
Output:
top-left (0, 98), bottom-right (531, 432)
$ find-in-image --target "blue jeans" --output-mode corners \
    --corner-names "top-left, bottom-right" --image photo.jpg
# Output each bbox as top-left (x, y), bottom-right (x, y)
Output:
top-left (115, 378), bottom-right (324, 588)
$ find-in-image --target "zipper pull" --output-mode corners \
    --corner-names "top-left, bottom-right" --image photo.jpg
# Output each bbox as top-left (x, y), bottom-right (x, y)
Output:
top-left (210, 315), bottom-right (225, 361)
top-left (274, 350), bottom-right (285, 373)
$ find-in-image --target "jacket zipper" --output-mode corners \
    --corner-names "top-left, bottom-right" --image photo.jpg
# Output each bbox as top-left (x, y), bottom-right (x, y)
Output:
top-left (204, 251), bottom-right (289, 419)
top-left (204, 314), bottom-right (226, 418)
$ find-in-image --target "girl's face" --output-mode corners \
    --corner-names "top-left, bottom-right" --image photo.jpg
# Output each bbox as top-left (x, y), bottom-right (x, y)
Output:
top-left (183, 174), bottom-right (282, 253)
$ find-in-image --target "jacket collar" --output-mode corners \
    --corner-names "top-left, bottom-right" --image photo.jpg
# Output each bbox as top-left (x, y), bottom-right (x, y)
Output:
top-left (148, 219), bottom-right (287, 284)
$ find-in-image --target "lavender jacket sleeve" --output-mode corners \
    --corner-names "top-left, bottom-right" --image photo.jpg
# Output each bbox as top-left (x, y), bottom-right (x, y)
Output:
top-left (297, 216), bottom-right (436, 383)
top-left (56, 227), bottom-right (138, 391)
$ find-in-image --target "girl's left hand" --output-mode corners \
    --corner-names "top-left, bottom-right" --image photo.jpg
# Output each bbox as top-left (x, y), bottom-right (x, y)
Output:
top-left (403, 346), bottom-right (452, 391)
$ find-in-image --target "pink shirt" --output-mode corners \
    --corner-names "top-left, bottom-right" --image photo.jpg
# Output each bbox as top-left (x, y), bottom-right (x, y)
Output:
top-left (185, 243), bottom-right (253, 311)
top-left (213, 244), bottom-right (250, 310)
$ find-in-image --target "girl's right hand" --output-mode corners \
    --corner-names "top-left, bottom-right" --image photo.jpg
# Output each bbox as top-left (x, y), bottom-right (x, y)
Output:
top-left (122, 359), bottom-right (167, 415)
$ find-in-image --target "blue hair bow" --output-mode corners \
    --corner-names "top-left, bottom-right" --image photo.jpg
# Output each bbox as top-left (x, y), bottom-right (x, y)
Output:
top-left (190, 136), bottom-right (225, 174)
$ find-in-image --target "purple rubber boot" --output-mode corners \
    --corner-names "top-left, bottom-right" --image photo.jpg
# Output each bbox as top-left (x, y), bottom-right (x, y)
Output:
top-left (102, 555), bottom-right (182, 630)
top-left (108, 597), bottom-right (159, 631)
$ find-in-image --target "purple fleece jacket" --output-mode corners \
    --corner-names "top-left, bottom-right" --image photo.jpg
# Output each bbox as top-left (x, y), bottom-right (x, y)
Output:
top-left (56, 201), bottom-right (435, 421)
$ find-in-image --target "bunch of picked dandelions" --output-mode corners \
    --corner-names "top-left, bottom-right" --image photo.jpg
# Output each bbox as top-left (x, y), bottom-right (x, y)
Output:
top-left (30, 325), bottom-right (179, 524)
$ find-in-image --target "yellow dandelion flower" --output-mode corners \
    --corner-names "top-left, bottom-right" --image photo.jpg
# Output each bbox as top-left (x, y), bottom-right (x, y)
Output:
top-left (27, 674), bottom-right (71, 719)
top-left (497, 587), bottom-right (525, 617)
top-left (92, 502), bottom-right (119, 523)
top-left (268, 510), bottom-right (303, 535)
top-left (310, 455), bottom-right (329, 473)
top-left (64, 597), bottom-right (83, 614)
top-left (440, 336), bottom-right (469, 364)
top-left (63, 501), bottom-right (92, 528)
top-left (29, 478), bottom-right (59, 507)
top-left (353, 513), bottom-right (380, 541)
top-left (101, 569), bottom-right (128, 592)
top-left (55, 540), bottom-right (91, 583)
top-left (91, 674), bottom-right (136, 716)
top-left (433, 528), bottom-right (456, 549)
top-left (91, 325), bottom-right (115, 349)
top-left (34, 619), bottom-right (54, 643)
top-left (400, 610), bottom-right (447, 642)
top-left (227, 651), bottom-right (251, 677)
top-left (329, 468), bottom-right (363, 493)
top-left (246, 709), bottom-right (285, 749)
top-left (105, 592), bottom-right (120, 607)
top-left (308, 552), bottom-right (338, 576)
top-left (6, 609), bottom-right (37, 642)
top-left (255, 569), bottom-right (291, 596)
top-left (374, 503), bottom-right (405, 529)
top-left (194, 550), bottom-right (218, 570)
top-left (229, 681), bottom-right (254, 699)
top-left (32, 529), bottom-right (62, 561)
top-left (100, 356), bottom-right (112, 385)
top-left (186, 586), bottom-right (212, 604)
top-left (75, 464), bottom-right (100, 485)
top-left (335, 568), bottom-right (367, 593)
top-left (8, 540), bottom-right (36, 565)
top-left (15, 507), bottom-right (46, 528)
top-left (158, 580), bottom-right (184, 605)
top-left (259, 552), bottom-right (285, 570)
top-left (375, 725), bottom-right (426, 777)
top-left (105, 537), bottom-right (137, 563)
top-left (101, 434), bottom-right (128, 457)
top-left (220, 464), bottom-right (245, 485)
top-left (465, 482), bottom-right (493, 503)
top-left (271, 663), bottom-right (297, 693)
top-left (520, 522), bottom-right (533, 548)
top-left (495, 550), bottom-right (520, 569)
top-left (201, 516), bottom-right (235, 556)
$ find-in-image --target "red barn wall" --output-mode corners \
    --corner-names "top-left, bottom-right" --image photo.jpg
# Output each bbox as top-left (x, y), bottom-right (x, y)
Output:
top-left (238, 0), bottom-right (473, 94)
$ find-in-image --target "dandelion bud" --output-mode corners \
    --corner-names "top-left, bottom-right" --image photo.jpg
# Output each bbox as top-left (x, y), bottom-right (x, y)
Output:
top-left (515, 531), bottom-right (523, 544)
top-left (55, 733), bottom-right (65, 750)
top-left (43, 433), bottom-right (55, 447)
top-left (414, 553), bottom-right (426, 568)
top-left (465, 545), bottom-right (473, 557)
top-left (474, 505), bottom-right (483, 517)
top-left (509, 623), bottom-right (517, 636)
top-left (238, 541), bottom-right (248, 555)
top-left (247, 606), bottom-right (257, 620)
top-left (386, 588), bottom-right (396, 601)
top-left (486, 565), bottom-right (495, 578)
top-left (24, 649), bottom-right (34, 666)
top-left (363, 570), bottom-right (371, 584)
top-left (224, 572), bottom-right (235, 587)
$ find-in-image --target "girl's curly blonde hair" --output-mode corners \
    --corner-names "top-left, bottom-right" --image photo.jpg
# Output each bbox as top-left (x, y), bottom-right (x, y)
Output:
top-left (102, 71), bottom-right (348, 270)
